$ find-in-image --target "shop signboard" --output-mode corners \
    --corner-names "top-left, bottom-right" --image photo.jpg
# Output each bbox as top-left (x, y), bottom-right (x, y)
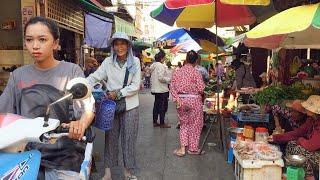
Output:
top-left (153, 39), bottom-right (176, 48)
top-left (22, 6), bottom-right (33, 28)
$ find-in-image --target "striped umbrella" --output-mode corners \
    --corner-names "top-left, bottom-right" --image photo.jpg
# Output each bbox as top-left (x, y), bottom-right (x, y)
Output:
top-left (150, 0), bottom-right (256, 28)
top-left (221, 0), bottom-right (269, 5)
top-left (245, 3), bottom-right (320, 49)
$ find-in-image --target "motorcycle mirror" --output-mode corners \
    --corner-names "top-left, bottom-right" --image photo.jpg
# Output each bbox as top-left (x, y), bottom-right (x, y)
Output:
top-left (66, 77), bottom-right (91, 100)
top-left (43, 77), bottom-right (92, 127)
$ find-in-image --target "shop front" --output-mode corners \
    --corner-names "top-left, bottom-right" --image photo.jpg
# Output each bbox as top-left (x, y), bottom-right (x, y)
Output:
top-left (0, 0), bottom-right (27, 93)
top-left (41, 0), bottom-right (85, 64)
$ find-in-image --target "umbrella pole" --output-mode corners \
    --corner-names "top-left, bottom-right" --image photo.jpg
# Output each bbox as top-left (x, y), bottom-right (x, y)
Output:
top-left (200, 0), bottom-right (225, 157)
top-left (215, 0), bottom-right (225, 155)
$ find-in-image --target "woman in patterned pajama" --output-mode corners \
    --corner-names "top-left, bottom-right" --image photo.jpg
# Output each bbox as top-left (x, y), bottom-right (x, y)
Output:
top-left (87, 32), bottom-right (141, 180)
top-left (170, 51), bottom-right (205, 156)
top-left (269, 95), bottom-right (320, 180)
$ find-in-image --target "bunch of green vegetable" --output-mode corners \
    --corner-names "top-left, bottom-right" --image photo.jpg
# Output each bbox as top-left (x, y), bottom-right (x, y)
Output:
top-left (253, 85), bottom-right (307, 105)
top-left (204, 79), bottom-right (232, 95)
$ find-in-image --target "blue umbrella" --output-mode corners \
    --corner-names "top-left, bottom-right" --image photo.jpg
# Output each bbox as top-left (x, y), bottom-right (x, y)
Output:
top-left (154, 28), bottom-right (225, 53)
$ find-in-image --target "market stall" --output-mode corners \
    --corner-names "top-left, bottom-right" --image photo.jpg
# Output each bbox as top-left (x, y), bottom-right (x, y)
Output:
top-left (241, 3), bottom-right (320, 179)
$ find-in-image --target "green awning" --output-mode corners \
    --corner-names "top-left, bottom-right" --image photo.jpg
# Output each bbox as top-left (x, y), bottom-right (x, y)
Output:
top-left (78, 0), bottom-right (113, 19)
top-left (133, 40), bottom-right (152, 48)
top-left (114, 16), bottom-right (136, 37)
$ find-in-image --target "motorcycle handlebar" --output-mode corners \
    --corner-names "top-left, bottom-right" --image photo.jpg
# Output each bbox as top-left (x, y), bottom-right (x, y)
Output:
top-left (54, 126), bottom-right (95, 143)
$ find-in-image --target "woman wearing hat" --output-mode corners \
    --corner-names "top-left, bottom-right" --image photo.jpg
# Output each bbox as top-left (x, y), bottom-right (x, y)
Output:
top-left (271, 100), bottom-right (308, 132)
top-left (269, 95), bottom-right (320, 179)
top-left (87, 32), bottom-right (141, 180)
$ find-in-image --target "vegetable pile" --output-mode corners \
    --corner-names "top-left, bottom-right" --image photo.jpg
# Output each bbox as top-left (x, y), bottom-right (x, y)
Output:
top-left (253, 84), bottom-right (308, 105)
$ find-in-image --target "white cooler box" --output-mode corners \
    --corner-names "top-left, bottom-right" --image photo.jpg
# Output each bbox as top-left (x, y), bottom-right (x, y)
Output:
top-left (234, 150), bottom-right (284, 180)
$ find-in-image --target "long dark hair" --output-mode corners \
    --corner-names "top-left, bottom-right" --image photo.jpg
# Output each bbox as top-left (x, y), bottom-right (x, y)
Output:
top-left (186, 50), bottom-right (198, 64)
top-left (24, 16), bottom-right (60, 40)
top-left (155, 49), bottom-right (166, 62)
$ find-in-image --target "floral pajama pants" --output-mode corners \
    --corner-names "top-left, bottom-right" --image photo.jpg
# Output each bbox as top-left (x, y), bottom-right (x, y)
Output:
top-left (177, 97), bottom-right (203, 152)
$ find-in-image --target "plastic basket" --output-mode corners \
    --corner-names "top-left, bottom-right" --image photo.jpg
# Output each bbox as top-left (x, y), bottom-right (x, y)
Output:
top-left (93, 99), bottom-right (116, 131)
top-left (238, 111), bottom-right (269, 123)
top-left (92, 91), bottom-right (105, 103)
top-left (92, 90), bottom-right (106, 115)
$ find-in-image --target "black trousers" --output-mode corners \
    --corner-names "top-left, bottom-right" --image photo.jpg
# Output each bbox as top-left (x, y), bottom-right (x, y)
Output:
top-left (153, 92), bottom-right (169, 124)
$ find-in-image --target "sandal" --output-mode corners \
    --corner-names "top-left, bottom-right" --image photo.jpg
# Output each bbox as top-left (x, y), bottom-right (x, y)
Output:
top-left (125, 175), bottom-right (138, 180)
top-left (173, 149), bottom-right (186, 157)
top-left (187, 150), bottom-right (205, 155)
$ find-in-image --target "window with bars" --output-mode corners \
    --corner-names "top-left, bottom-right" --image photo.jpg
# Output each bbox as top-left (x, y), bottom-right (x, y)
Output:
top-left (47, 0), bottom-right (84, 33)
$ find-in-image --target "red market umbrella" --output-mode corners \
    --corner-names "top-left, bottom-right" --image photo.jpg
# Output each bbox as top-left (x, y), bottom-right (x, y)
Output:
top-left (150, 0), bottom-right (256, 28)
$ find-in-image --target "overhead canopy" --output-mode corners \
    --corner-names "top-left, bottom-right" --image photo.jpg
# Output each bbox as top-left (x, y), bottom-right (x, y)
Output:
top-left (245, 3), bottom-right (320, 49)
top-left (78, 0), bottom-right (113, 19)
top-left (220, 0), bottom-right (270, 6)
top-left (150, 0), bottom-right (256, 28)
top-left (155, 28), bottom-right (225, 53)
top-left (85, 13), bottom-right (112, 48)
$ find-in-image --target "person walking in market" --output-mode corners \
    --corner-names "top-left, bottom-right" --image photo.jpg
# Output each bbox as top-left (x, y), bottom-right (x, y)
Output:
top-left (170, 50), bottom-right (205, 156)
top-left (195, 54), bottom-right (209, 83)
top-left (268, 95), bottom-right (320, 180)
top-left (150, 49), bottom-right (171, 128)
top-left (144, 63), bottom-right (151, 89)
top-left (230, 56), bottom-right (256, 90)
top-left (87, 32), bottom-right (141, 180)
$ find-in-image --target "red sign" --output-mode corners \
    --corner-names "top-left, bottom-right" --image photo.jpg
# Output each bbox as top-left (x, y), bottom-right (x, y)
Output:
top-left (22, 6), bottom-right (34, 27)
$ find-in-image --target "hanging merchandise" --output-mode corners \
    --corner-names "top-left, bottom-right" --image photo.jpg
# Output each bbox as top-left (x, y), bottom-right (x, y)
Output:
top-left (289, 56), bottom-right (302, 77)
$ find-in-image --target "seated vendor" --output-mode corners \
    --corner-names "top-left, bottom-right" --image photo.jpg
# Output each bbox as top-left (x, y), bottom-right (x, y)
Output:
top-left (269, 95), bottom-right (320, 179)
top-left (271, 100), bottom-right (307, 132)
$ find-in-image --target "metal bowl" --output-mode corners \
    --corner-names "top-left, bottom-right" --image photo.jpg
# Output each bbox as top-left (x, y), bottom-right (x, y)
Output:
top-left (228, 127), bottom-right (244, 137)
top-left (285, 155), bottom-right (307, 166)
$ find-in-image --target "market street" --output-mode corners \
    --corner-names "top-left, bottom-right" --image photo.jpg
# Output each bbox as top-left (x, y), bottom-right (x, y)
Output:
top-left (91, 90), bottom-right (235, 180)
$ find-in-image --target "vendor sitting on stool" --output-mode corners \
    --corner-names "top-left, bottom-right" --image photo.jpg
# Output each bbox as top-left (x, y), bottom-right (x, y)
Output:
top-left (268, 95), bottom-right (320, 180)
top-left (272, 100), bottom-right (308, 132)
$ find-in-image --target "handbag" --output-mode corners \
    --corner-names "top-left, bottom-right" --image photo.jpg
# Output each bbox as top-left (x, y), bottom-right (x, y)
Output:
top-left (114, 68), bottom-right (129, 114)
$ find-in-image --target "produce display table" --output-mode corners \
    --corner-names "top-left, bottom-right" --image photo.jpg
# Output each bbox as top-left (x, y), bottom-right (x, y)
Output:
top-left (302, 78), bottom-right (320, 88)
top-left (233, 150), bottom-right (284, 180)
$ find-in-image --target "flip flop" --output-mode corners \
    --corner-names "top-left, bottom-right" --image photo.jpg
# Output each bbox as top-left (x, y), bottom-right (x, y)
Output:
top-left (125, 175), bottom-right (138, 180)
top-left (173, 149), bottom-right (186, 157)
top-left (187, 150), bottom-right (206, 155)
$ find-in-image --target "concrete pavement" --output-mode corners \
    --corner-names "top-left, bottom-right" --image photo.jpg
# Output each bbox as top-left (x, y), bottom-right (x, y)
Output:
top-left (91, 90), bottom-right (235, 180)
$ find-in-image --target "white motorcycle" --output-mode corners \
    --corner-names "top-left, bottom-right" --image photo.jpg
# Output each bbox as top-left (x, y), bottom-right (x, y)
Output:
top-left (0, 78), bottom-right (94, 180)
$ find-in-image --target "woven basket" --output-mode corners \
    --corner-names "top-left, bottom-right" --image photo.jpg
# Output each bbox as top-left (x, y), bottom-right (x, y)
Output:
top-left (93, 99), bottom-right (116, 131)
